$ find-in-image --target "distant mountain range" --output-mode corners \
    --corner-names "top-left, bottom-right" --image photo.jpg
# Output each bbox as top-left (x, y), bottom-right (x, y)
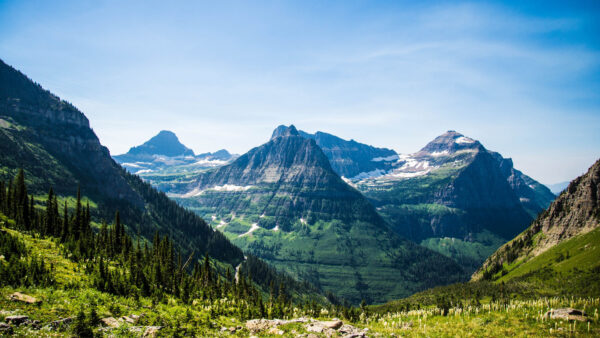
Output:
top-left (271, 125), bottom-right (398, 179)
top-left (546, 181), bottom-right (570, 195)
top-left (171, 125), bottom-right (464, 304)
top-left (131, 125), bottom-right (557, 292)
top-left (114, 130), bottom-right (236, 175)
top-left (113, 130), bottom-right (237, 191)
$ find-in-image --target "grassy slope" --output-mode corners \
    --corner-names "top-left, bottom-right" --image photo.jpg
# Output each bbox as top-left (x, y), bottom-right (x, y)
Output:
top-left (420, 230), bottom-right (507, 274)
top-left (494, 227), bottom-right (600, 295)
top-left (3, 224), bottom-right (599, 337)
top-left (205, 212), bottom-right (463, 305)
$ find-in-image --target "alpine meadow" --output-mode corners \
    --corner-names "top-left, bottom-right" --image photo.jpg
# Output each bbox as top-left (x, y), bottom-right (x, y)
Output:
top-left (0, 1), bottom-right (599, 337)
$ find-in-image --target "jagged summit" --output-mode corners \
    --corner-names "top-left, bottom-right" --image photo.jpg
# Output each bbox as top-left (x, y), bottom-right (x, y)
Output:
top-left (271, 124), bottom-right (300, 139)
top-left (418, 130), bottom-right (482, 155)
top-left (126, 130), bottom-right (195, 157)
top-left (270, 125), bottom-right (397, 178)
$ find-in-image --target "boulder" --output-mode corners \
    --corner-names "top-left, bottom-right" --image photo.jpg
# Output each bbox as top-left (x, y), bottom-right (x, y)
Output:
top-left (143, 326), bottom-right (163, 337)
top-left (121, 315), bottom-right (138, 324)
top-left (7, 292), bottom-right (40, 304)
top-left (267, 327), bottom-right (284, 335)
top-left (321, 320), bottom-right (343, 329)
top-left (101, 317), bottom-right (120, 328)
top-left (545, 308), bottom-right (589, 322)
top-left (5, 315), bottom-right (29, 325)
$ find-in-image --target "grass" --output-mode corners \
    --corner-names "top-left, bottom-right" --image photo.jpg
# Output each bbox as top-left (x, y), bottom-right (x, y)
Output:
top-left (420, 230), bottom-right (507, 274)
top-left (1, 223), bottom-right (599, 337)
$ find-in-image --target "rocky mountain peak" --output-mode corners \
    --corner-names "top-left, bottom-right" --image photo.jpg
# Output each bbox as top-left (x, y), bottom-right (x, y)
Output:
top-left (419, 130), bottom-right (482, 155)
top-left (126, 130), bottom-right (195, 157)
top-left (271, 124), bottom-right (300, 139)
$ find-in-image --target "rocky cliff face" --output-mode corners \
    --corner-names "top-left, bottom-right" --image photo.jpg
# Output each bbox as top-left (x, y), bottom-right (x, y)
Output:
top-left (473, 158), bottom-right (600, 280)
top-left (0, 60), bottom-right (141, 203)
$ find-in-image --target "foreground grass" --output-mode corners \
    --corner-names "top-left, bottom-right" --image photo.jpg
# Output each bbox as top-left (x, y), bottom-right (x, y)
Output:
top-left (2, 226), bottom-right (599, 336)
top-left (366, 297), bottom-right (599, 337)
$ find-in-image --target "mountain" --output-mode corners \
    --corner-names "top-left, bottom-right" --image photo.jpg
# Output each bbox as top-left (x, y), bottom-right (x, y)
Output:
top-left (546, 181), bottom-right (570, 195)
top-left (126, 130), bottom-right (195, 157)
top-left (472, 158), bottom-right (600, 295)
top-left (352, 131), bottom-right (555, 274)
top-left (113, 131), bottom-right (237, 192)
top-left (174, 125), bottom-right (465, 304)
top-left (272, 125), bottom-right (398, 179)
top-left (0, 59), bottom-right (329, 302)
top-left (0, 58), bottom-right (246, 265)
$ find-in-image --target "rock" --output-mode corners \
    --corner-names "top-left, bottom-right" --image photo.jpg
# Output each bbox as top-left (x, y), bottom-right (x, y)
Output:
top-left (268, 327), bottom-right (284, 335)
top-left (101, 317), bottom-right (120, 328)
top-left (47, 317), bottom-right (73, 330)
top-left (229, 326), bottom-right (236, 333)
top-left (305, 320), bottom-right (344, 334)
top-left (143, 326), bottom-right (163, 337)
top-left (220, 326), bottom-right (228, 331)
top-left (121, 315), bottom-right (139, 324)
top-left (7, 292), bottom-right (41, 304)
top-left (307, 334), bottom-right (319, 338)
top-left (306, 323), bottom-right (324, 333)
top-left (342, 334), bottom-right (366, 338)
top-left (321, 320), bottom-right (343, 329)
top-left (5, 315), bottom-right (29, 325)
top-left (0, 322), bottom-right (13, 334)
top-left (545, 308), bottom-right (589, 322)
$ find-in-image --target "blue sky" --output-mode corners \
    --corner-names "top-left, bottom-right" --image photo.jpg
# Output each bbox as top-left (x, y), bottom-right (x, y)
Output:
top-left (1, 0), bottom-right (599, 184)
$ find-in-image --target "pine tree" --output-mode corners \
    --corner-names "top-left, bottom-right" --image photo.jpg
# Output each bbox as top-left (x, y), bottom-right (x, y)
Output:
top-left (74, 186), bottom-right (82, 239)
top-left (61, 201), bottom-right (69, 242)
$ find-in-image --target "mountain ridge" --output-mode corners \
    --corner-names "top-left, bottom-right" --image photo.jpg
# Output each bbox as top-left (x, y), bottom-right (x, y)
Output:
top-left (472, 158), bottom-right (600, 281)
top-left (175, 125), bottom-right (465, 304)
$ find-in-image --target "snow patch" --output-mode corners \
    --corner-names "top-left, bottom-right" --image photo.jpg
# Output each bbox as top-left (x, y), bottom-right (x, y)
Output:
top-left (430, 150), bottom-right (449, 157)
top-left (272, 225), bottom-right (280, 231)
top-left (216, 221), bottom-right (227, 229)
top-left (455, 136), bottom-right (475, 144)
top-left (351, 169), bottom-right (387, 180)
top-left (194, 159), bottom-right (228, 166)
top-left (371, 155), bottom-right (399, 162)
top-left (300, 218), bottom-right (307, 224)
top-left (181, 185), bottom-right (254, 197)
top-left (399, 158), bottom-right (430, 170)
top-left (389, 170), bottom-right (430, 179)
top-left (239, 223), bottom-right (260, 237)
top-left (210, 184), bottom-right (254, 192)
